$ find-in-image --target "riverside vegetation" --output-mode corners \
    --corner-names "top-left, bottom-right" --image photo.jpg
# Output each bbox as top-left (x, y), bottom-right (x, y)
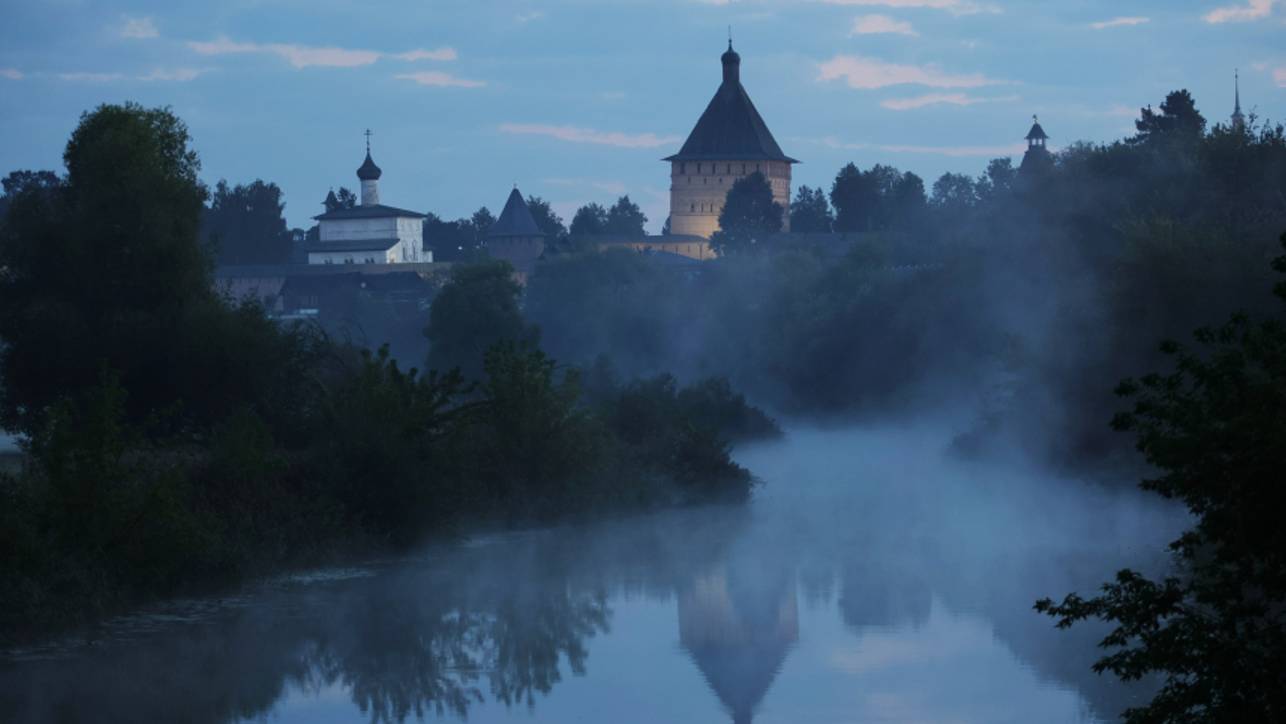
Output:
top-left (0, 104), bottom-right (777, 642)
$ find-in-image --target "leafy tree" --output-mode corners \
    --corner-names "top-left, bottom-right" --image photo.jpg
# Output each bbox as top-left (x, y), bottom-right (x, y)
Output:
top-left (890, 171), bottom-right (928, 226)
top-left (605, 195), bottom-right (647, 237)
top-left (830, 162), bottom-right (878, 232)
top-left (0, 103), bottom-right (316, 435)
top-left (204, 179), bottom-right (292, 265)
top-left (790, 185), bottom-right (833, 233)
top-left (525, 195), bottom-right (567, 240)
top-left (570, 203), bottom-right (609, 237)
top-left (424, 259), bottom-right (537, 380)
top-left (1036, 233), bottom-right (1286, 724)
top-left (1134, 90), bottom-right (1207, 144)
top-left (710, 172), bottom-right (783, 255)
top-left (334, 186), bottom-right (358, 210)
top-left (930, 172), bottom-right (979, 215)
top-left (0, 170), bottom-right (60, 223)
top-left (976, 158), bottom-right (1017, 202)
top-left (471, 206), bottom-right (495, 234)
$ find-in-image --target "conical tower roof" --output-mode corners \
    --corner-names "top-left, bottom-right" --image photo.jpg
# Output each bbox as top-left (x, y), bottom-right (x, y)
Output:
top-left (489, 188), bottom-right (544, 238)
top-left (1025, 119), bottom-right (1049, 141)
top-left (664, 43), bottom-right (797, 164)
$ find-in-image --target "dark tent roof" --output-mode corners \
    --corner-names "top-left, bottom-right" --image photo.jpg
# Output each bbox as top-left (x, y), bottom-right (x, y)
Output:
top-left (323, 189), bottom-right (339, 208)
top-left (664, 44), bottom-right (797, 164)
top-left (313, 204), bottom-right (426, 221)
top-left (1025, 121), bottom-right (1049, 141)
top-left (357, 151), bottom-right (382, 181)
top-left (489, 188), bottom-right (545, 238)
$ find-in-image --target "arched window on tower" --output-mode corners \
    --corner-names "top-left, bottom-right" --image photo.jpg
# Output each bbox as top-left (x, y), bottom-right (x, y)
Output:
top-left (690, 203), bottom-right (696, 212)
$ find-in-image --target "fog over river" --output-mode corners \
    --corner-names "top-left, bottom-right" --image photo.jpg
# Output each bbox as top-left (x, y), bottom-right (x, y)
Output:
top-left (0, 423), bottom-right (1181, 724)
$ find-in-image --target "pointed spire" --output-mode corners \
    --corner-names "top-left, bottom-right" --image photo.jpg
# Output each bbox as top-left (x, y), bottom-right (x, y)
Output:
top-left (1232, 69), bottom-right (1246, 130)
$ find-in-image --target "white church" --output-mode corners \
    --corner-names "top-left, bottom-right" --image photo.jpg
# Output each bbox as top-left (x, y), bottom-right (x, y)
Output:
top-left (306, 135), bottom-right (430, 265)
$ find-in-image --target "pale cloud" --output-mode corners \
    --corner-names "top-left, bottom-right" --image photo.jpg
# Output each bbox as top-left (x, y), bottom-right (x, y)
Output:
top-left (1089, 16), bottom-right (1150, 29)
top-left (190, 37), bottom-right (456, 69)
top-left (1275, 67), bottom-right (1286, 86)
top-left (57, 68), bottom-right (205, 83)
top-left (395, 47), bottom-right (458, 62)
top-left (140, 67), bottom-right (206, 82)
top-left (880, 92), bottom-right (1017, 110)
top-left (818, 54), bottom-right (1003, 90)
top-left (119, 16), bottom-right (158, 39)
top-left (821, 0), bottom-right (1001, 16)
top-left (813, 135), bottom-right (1027, 156)
top-left (851, 14), bottom-right (919, 35)
top-left (394, 71), bottom-right (485, 88)
top-left (1203, 0), bottom-right (1277, 23)
top-left (499, 123), bottom-right (680, 149)
top-left (0, 68), bottom-right (22, 80)
top-left (58, 72), bottom-right (127, 82)
top-left (515, 11), bottom-right (546, 23)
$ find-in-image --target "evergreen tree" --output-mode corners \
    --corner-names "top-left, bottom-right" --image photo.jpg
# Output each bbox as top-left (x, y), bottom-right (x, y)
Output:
top-left (790, 185), bottom-right (833, 233)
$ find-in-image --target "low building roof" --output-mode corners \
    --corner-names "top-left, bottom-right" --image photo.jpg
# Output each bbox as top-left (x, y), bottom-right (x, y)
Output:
top-left (305, 238), bottom-right (401, 253)
top-left (314, 204), bottom-right (427, 221)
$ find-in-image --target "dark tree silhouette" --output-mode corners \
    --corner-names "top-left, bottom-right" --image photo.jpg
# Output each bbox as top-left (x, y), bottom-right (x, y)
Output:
top-left (606, 195), bottom-right (647, 237)
top-left (204, 179), bottom-right (292, 265)
top-left (830, 162), bottom-right (878, 232)
top-left (570, 203), bottom-right (609, 237)
top-left (1134, 89), bottom-right (1207, 143)
top-left (1037, 233), bottom-right (1286, 724)
top-left (710, 172), bottom-right (783, 255)
top-left (525, 195), bottom-right (567, 240)
top-left (424, 259), bottom-right (536, 380)
top-left (789, 185), bottom-right (833, 233)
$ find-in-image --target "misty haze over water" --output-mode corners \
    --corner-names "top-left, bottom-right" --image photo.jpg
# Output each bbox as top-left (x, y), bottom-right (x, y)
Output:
top-left (0, 421), bottom-right (1181, 724)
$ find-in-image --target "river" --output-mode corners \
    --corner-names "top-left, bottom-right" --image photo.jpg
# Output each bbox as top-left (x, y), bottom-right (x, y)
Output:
top-left (0, 423), bottom-right (1179, 723)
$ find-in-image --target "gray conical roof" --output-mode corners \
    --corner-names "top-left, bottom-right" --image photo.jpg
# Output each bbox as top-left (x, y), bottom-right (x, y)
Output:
top-left (489, 188), bottom-right (544, 238)
top-left (664, 44), bottom-right (797, 164)
top-left (1025, 121), bottom-right (1049, 141)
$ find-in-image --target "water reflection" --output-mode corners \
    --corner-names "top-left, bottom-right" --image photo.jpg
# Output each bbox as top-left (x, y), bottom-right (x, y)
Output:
top-left (0, 427), bottom-right (1177, 723)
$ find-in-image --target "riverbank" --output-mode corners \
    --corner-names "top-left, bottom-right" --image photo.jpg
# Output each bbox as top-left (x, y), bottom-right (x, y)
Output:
top-left (0, 354), bottom-right (779, 646)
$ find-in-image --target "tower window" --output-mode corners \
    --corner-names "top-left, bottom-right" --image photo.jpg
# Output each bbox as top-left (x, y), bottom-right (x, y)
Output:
top-left (697, 163), bottom-right (702, 174)
top-left (741, 163), bottom-right (746, 173)
top-left (680, 163), bottom-right (686, 174)
top-left (690, 203), bottom-right (695, 212)
top-left (726, 164), bottom-right (731, 174)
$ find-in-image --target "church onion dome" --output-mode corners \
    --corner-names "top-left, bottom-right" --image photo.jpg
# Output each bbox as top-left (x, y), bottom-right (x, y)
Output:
top-left (721, 40), bottom-right (740, 68)
top-left (489, 187), bottom-right (545, 238)
top-left (664, 42), bottom-right (798, 164)
top-left (1025, 121), bottom-right (1049, 141)
top-left (356, 151), bottom-right (382, 181)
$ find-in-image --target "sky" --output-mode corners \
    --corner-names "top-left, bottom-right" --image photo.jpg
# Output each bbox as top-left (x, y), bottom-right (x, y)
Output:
top-left (0, 0), bottom-right (1283, 233)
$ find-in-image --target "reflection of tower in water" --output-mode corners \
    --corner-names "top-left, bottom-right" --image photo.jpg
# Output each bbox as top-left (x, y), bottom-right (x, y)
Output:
top-left (678, 563), bottom-right (798, 724)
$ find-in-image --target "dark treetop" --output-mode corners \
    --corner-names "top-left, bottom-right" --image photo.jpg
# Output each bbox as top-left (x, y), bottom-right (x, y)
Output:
top-left (664, 42), bottom-right (798, 164)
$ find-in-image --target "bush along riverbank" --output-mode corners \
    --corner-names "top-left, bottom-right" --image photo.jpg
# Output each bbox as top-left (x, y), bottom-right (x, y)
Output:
top-left (0, 103), bottom-right (779, 644)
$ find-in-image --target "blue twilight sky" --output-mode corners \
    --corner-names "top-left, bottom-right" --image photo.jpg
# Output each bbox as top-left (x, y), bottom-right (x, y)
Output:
top-left (1, 0), bottom-right (1283, 232)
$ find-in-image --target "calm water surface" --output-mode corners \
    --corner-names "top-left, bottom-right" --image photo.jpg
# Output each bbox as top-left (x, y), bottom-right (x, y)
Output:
top-left (1, 424), bottom-right (1178, 723)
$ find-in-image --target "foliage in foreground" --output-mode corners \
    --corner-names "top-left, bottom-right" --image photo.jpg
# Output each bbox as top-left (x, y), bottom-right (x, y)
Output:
top-left (1036, 233), bottom-right (1286, 724)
